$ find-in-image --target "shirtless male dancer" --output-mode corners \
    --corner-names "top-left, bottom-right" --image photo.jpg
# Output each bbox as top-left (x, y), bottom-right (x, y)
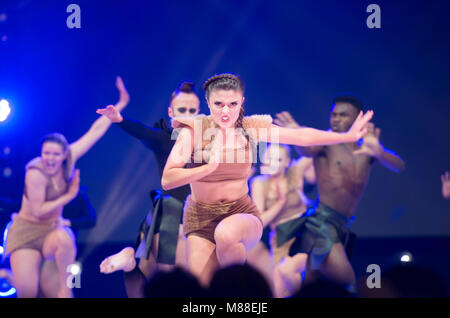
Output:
top-left (273, 95), bottom-right (405, 291)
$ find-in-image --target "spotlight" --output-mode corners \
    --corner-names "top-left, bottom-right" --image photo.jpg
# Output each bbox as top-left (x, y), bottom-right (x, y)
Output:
top-left (0, 246), bottom-right (3, 255)
top-left (3, 147), bottom-right (10, 156)
top-left (68, 262), bottom-right (82, 276)
top-left (0, 99), bottom-right (11, 122)
top-left (400, 252), bottom-right (413, 263)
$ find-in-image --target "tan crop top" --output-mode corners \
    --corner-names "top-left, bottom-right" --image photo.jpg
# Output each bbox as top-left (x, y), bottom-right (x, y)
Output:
top-left (264, 165), bottom-right (308, 225)
top-left (23, 157), bottom-right (72, 201)
top-left (172, 114), bottom-right (272, 183)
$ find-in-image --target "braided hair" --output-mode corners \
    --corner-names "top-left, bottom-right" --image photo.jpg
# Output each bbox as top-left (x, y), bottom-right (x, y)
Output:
top-left (203, 73), bottom-right (246, 130)
top-left (203, 73), bottom-right (256, 163)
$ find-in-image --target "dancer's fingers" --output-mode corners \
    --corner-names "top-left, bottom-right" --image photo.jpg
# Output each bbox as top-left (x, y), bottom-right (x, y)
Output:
top-left (273, 118), bottom-right (284, 126)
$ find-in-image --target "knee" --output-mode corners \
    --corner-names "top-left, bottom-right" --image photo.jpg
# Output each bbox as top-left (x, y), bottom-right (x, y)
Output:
top-left (52, 229), bottom-right (75, 251)
top-left (214, 228), bottom-right (237, 249)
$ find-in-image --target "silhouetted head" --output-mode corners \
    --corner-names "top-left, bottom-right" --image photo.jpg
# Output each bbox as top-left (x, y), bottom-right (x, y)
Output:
top-left (293, 278), bottom-right (354, 298)
top-left (144, 267), bottom-right (206, 298)
top-left (381, 264), bottom-right (447, 298)
top-left (208, 264), bottom-right (272, 297)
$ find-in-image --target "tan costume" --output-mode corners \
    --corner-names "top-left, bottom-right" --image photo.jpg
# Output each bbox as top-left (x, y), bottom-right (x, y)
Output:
top-left (263, 166), bottom-right (308, 265)
top-left (5, 157), bottom-right (71, 256)
top-left (172, 114), bottom-right (272, 243)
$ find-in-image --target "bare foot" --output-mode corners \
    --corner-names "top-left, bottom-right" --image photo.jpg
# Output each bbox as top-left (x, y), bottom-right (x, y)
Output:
top-left (99, 247), bottom-right (136, 274)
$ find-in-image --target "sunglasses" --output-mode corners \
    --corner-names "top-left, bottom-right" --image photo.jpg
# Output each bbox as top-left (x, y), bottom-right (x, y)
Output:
top-left (176, 107), bottom-right (197, 114)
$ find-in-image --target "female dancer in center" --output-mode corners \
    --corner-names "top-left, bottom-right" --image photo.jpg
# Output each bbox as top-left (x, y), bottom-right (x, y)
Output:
top-left (162, 73), bottom-right (373, 286)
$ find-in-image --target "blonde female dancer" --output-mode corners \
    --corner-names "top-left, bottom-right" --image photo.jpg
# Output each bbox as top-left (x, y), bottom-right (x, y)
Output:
top-left (4, 77), bottom-right (129, 297)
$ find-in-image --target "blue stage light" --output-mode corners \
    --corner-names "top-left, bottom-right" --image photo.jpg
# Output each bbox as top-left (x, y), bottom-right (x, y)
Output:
top-left (0, 99), bottom-right (11, 122)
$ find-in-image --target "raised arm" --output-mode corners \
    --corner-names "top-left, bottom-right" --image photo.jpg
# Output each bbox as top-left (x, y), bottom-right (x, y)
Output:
top-left (26, 169), bottom-right (80, 219)
top-left (264, 110), bottom-right (373, 147)
top-left (161, 127), bottom-right (218, 190)
top-left (70, 76), bottom-right (130, 162)
top-left (290, 156), bottom-right (316, 185)
top-left (352, 123), bottom-right (405, 173)
top-left (250, 177), bottom-right (286, 228)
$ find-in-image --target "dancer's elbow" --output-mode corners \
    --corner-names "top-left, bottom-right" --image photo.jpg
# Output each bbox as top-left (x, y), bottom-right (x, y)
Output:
top-left (161, 176), bottom-right (172, 191)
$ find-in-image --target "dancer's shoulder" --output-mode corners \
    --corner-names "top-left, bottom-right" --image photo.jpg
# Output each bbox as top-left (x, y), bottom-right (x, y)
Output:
top-left (242, 114), bottom-right (273, 130)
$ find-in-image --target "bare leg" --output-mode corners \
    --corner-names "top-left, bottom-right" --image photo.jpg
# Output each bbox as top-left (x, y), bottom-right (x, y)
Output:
top-left (100, 247), bottom-right (136, 274)
top-left (10, 249), bottom-right (42, 298)
top-left (186, 235), bottom-right (218, 287)
top-left (320, 242), bottom-right (356, 286)
top-left (174, 225), bottom-right (188, 270)
top-left (273, 253), bottom-right (308, 298)
top-left (246, 242), bottom-right (274, 292)
top-left (42, 227), bottom-right (77, 298)
top-left (214, 214), bottom-right (263, 267)
top-left (39, 260), bottom-right (60, 297)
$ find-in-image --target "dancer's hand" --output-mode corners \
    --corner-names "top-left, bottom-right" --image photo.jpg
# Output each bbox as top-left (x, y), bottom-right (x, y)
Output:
top-left (441, 171), bottom-right (450, 200)
top-left (274, 111), bottom-right (301, 128)
top-left (67, 169), bottom-right (80, 200)
top-left (345, 110), bottom-right (374, 143)
top-left (96, 105), bottom-right (123, 123)
top-left (57, 217), bottom-right (72, 227)
top-left (353, 122), bottom-right (382, 157)
top-left (115, 76), bottom-right (130, 110)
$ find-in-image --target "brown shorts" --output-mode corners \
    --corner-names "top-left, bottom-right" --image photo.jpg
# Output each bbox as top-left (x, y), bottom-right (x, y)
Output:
top-left (183, 194), bottom-right (262, 244)
top-left (4, 216), bottom-right (58, 257)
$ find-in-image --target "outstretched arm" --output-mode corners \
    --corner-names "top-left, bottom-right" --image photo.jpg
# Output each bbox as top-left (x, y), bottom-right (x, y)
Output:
top-left (264, 110), bottom-right (374, 147)
top-left (274, 111), bottom-right (323, 157)
top-left (161, 127), bottom-right (218, 190)
top-left (70, 76), bottom-right (130, 162)
top-left (353, 123), bottom-right (405, 173)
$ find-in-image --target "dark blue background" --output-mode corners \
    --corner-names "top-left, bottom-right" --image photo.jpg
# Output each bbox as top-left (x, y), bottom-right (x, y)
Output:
top-left (0, 0), bottom-right (449, 251)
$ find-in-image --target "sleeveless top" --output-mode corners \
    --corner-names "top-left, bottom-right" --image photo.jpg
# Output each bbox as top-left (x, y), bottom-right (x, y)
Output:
top-left (23, 155), bottom-right (73, 201)
top-left (172, 114), bottom-right (272, 183)
top-left (264, 165), bottom-right (308, 226)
